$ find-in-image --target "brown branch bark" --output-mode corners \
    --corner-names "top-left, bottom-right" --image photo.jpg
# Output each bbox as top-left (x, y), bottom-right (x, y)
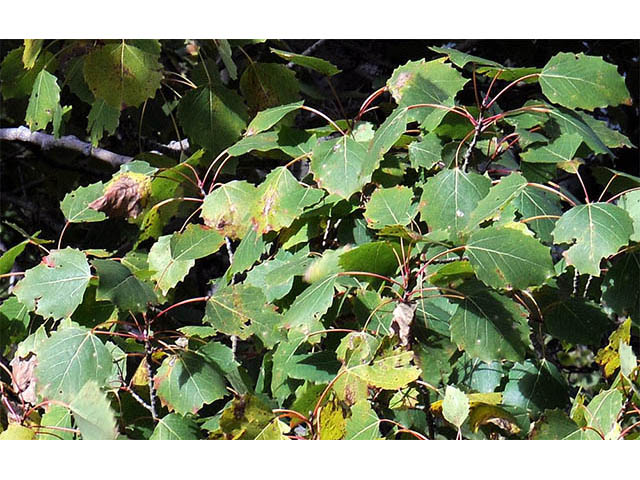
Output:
top-left (0, 126), bottom-right (132, 167)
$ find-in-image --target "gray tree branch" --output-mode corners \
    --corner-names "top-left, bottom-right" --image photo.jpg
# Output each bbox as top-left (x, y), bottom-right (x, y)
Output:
top-left (0, 126), bottom-right (133, 167)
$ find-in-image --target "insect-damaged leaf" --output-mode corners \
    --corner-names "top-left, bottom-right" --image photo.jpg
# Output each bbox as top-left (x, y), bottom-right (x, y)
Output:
top-left (552, 202), bottom-right (634, 276)
top-left (34, 327), bottom-right (113, 402)
top-left (204, 283), bottom-right (285, 349)
top-left (251, 166), bottom-right (324, 234)
top-left (60, 182), bottom-right (108, 223)
top-left (89, 172), bottom-right (152, 220)
top-left (25, 69), bottom-right (61, 131)
top-left (540, 52), bottom-right (631, 111)
top-left (311, 135), bottom-right (378, 199)
top-left (466, 226), bottom-right (554, 290)
top-left (83, 41), bottom-right (163, 110)
top-left (14, 248), bottom-right (91, 320)
top-left (201, 180), bottom-right (258, 240)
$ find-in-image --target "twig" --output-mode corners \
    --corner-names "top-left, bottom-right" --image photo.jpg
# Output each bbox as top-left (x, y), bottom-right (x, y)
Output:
top-left (0, 126), bottom-right (132, 167)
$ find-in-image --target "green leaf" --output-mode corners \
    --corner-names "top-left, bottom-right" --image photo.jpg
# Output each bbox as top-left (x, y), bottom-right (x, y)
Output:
top-left (204, 283), bottom-right (284, 349)
top-left (465, 172), bottom-right (528, 230)
top-left (512, 186), bottom-right (562, 243)
top-left (215, 39), bottom-right (237, 80)
top-left (154, 349), bottom-right (228, 415)
top-left (345, 400), bottom-right (382, 440)
top-left (466, 226), bottom-right (553, 290)
top-left (201, 181), bottom-right (258, 240)
top-left (339, 241), bottom-right (401, 282)
top-left (83, 41), bottom-right (163, 109)
top-left (602, 253), bottom-right (640, 325)
top-left (409, 134), bottom-right (443, 170)
top-left (577, 112), bottom-right (635, 149)
top-left (543, 297), bottom-right (611, 345)
top-left (227, 131), bottom-right (279, 156)
top-left (0, 47), bottom-right (57, 99)
top-left (547, 106), bottom-right (611, 156)
top-left (442, 385), bottom-right (470, 429)
top-left (619, 190), bottom-right (640, 242)
top-left (520, 133), bottom-right (582, 164)
top-left (419, 168), bottom-right (491, 240)
top-left (502, 360), bottom-right (570, 416)
top-left (0, 423), bottom-right (35, 440)
top-left (430, 46), bottom-right (503, 69)
top-left (283, 275), bottom-right (337, 336)
top-left (251, 166), bottom-right (324, 234)
top-left (565, 389), bottom-right (623, 439)
top-left (150, 414), bottom-right (201, 440)
top-left (68, 381), bottom-right (118, 440)
top-left (148, 235), bottom-right (194, 295)
top-left (39, 405), bottom-right (74, 440)
top-left (619, 340), bottom-right (636, 379)
top-left (311, 136), bottom-right (377, 199)
top-left (349, 350), bottom-right (421, 390)
top-left (14, 248), bottom-right (91, 320)
top-left (552, 203), bottom-right (634, 276)
top-left (87, 99), bottom-right (120, 146)
top-left (0, 240), bottom-right (29, 275)
top-left (530, 409), bottom-right (580, 440)
top-left (364, 186), bottom-right (417, 229)
top-left (0, 297), bottom-right (30, 349)
top-left (387, 58), bottom-right (468, 130)
top-left (93, 259), bottom-right (157, 312)
top-left (177, 83), bottom-right (248, 154)
top-left (35, 327), bottom-right (113, 402)
top-left (240, 62), bottom-right (301, 116)
top-left (245, 100), bottom-right (304, 136)
top-left (169, 223), bottom-right (225, 261)
top-left (450, 281), bottom-right (531, 363)
top-left (370, 108), bottom-right (409, 159)
top-left (270, 48), bottom-right (341, 76)
top-left (229, 228), bottom-right (267, 276)
top-left (60, 182), bottom-right (108, 223)
top-left (25, 69), bottom-right (60, 131)
top-left (22, 39), bottom-right (44, 69)
top-left (245, 250), bottom-right (300, 302)
top-left (540, 52), bottom-right (631, 111)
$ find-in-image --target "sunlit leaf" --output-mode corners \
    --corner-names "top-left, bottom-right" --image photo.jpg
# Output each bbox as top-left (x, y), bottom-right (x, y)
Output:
top-left (540, 52), bottom-right (631, 111)
top-left (552, 203), bottom-right (634, 276)
top-left (14, 248), bottom-right (91, 320)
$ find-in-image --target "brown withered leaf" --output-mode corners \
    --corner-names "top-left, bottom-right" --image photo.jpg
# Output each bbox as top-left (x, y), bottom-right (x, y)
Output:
top-left (391, 302), bottom-right (417, 346)
top-left (10, 353), bottom-right (38, 405)
top-left (89, 173), bottom-right (150, 219)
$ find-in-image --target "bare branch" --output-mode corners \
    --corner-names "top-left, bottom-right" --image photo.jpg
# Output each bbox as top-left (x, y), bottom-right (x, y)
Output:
top-left (0, 126), bottom-right (132, 167)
